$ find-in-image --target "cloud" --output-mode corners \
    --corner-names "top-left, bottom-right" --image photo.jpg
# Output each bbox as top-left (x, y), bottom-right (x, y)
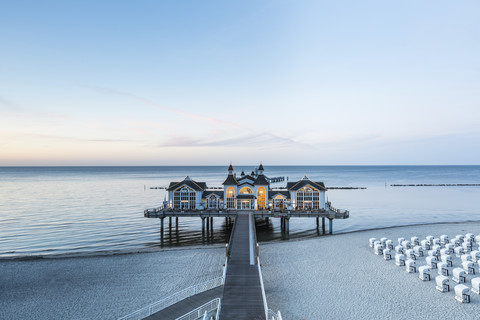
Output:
top-left (79, 84), bottom-right (244, 128)
top-left (159, 131), bottom-right (310, 149)
top-left (0, 96), bottom-right (24, 112)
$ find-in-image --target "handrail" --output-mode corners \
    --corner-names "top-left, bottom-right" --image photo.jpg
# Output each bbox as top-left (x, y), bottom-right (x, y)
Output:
top-left (257, 256), bottom-right (269, 320)
top-left (175, 298), bottom-right (220, 320)
top-left (258, 254), bottom-right (282, 320)
top-left (118, 277), bottom-right (223, 320)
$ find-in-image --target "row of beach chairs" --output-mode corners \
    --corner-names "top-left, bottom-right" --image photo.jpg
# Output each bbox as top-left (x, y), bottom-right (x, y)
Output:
top-left (369, 233), bottom-right (480, 303)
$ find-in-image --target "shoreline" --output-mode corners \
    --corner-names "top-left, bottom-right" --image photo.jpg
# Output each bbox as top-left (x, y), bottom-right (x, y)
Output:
top-left (3, 219), bottom-right (480, 260)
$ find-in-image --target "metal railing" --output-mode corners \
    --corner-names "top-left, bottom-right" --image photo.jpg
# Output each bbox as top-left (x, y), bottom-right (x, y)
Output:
top-left (267, 309), bottom-right (283, 320)
top-left (258, 250), bottom-right (282, 320)
top-left (175, 298), bottom-right (220, 320)
top-left (118, 277), bottom-right (224, 320)
top-left (257, 256), bottom-right (269, 320)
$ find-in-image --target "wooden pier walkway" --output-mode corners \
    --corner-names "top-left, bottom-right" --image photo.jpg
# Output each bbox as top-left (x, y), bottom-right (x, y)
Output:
top-left (219, 212), bottom-right (266, 320)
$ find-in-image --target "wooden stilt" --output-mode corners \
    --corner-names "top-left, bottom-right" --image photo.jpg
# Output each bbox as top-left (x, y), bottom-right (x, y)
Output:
top-left (322, 217), bottom-right (326, 234)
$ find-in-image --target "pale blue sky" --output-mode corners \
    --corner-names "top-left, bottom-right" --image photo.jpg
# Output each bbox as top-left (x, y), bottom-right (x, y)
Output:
top-left (1, 1), bottom-right (479, 165)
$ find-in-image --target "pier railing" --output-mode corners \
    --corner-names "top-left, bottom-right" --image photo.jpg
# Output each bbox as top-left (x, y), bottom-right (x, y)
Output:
top-left (117, 277), bottom-right (224, 320)
top-left (145, 207), bottom-right (349, 218)
top-left (175, 298), bottom-right (220, 320)
top-left (257, 254), bottom-right (283, 320)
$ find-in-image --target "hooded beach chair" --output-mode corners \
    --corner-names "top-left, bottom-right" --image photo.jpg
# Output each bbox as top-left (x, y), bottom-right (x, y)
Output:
top-left (454, 284), bottom-right (470, 303)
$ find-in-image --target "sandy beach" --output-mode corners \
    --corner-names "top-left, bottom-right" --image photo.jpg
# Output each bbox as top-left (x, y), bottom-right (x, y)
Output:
top-left (261, 221), bottom-right (480, 320)
top-left (0, 246), bottom-right (225, 320)
top-left (2, 222), bottom-right (480, 320)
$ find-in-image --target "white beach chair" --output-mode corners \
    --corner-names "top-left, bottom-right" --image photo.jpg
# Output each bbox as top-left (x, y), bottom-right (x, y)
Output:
top-left (462, 242), bottom-right (472, 252)
top-left (470, 250), bottom-right (480, 262)
top-left (455, 247), bottom-right (465, 257)
top-left (402, 240), bottom-right (412, 249)
top-left (445, 244), bottom-right (454, 254)
top-left (452, 268), bottom-right (466, 283)
top-left (411, 236), bottom-right (419, 246)
top-left (414, 245), bottom-right (424, 257)
top-left (465, 233), bottom-right (474, 243)
top-left (433, 238), bottom-right (440, 246)
top-left (374, 243), bottom-right (384, 255)
top-left (454, 284), bottom-right (470, 303)
top-left (437, 262), bottom-right (449, 276)
top-left (441, 254), bottom-right (453, 267)
top-left (426, 256), bottom-right (438, 269)
top-left (462, 261), bottom-right (475, 274)
top-left (405, 249), bottom-right (416, 260)
top-left (436, 275), bottom-right (450, 292)
top-left (432, 245), bottom-right (441, 252)
top-left (475, 235), bottom-right (480, 244)
top-left (385, 240), bottom-right (394, 250)
top-left (428, 248), bottom-right (440, 259)
top-left (383, 249), bottom-right (392, 260)
top-left (421, 240), bottom-right (430, 250)
top-left (398, 237), bottom-right (405, 246)
top-left (406, 259), bottom-right (416, 273)
top-left (440, 235), bottom-right (449, 245)
top-left (471, 277), bottom-right (480, 294)
top-left (451, 239), bottom-right (460, 247)
top-left (440, 248), bottom-right (449, 256)
top-left (380, 237), bottom-right (388, 246)
top-left (419, 266), bottom-right (431, 281)
top-left (395, 254), bottom-right (405, 267)
top-left (395, 245), bottom-right (404, 254)
top-left (426, 235), bottom-right (434, 246)
top-left (456, 235), bottom-right (465, 244)
top-left (461, 254), bottom-right (473, 263)
top-left (369, 238), bottom-right (377, 248)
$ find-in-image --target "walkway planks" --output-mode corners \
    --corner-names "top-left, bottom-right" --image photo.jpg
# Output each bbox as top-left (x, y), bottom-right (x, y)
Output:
top-left (145, 286), bottom-right (223, 320)
top-left (219, 213), bottom-right (266, 320)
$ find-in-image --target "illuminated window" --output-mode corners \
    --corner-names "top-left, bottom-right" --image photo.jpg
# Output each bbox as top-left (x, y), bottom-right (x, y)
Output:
top-left (226, 187), bottom-right (235, 209)
top-left (239, 187), bottom-right (253, 194)
top-left (274, 194), bottom-right (285, 209)
top-left (296, 186), bottom-right (319, 210)
top-left (174, 187), bottom-right (196, 209)
top-left (257, 187), bottom-right (266, 210)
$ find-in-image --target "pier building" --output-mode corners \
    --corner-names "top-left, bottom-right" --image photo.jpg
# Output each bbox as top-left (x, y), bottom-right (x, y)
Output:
top-left (147, 164), bottom-right (349, 235)
top-left (166, 164), bottom-right (328, 211)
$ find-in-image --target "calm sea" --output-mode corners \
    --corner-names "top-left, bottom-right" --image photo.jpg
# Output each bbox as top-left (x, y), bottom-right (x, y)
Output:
top-left (1, 166), bottom-right (480, 258)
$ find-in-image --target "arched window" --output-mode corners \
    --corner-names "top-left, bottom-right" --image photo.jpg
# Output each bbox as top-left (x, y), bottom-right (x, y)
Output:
top-left (208, 195), bottom-right (218, 209)
top-left (257, 187), bottom-right (266, 210)
top-left (296, 186), bottom-right (319, 210)
top-left (174, 187), bottom-right (196, 209)
top-left (274, 194), bottom-right (285, 209)
top-left (239, 187), bottom-right (253, 194)
top-left (226, 187), bottom-right (235, 209)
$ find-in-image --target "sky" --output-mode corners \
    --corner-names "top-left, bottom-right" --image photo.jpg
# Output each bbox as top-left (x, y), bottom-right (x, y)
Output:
top-left (0, 0), bottom-right (479, 165)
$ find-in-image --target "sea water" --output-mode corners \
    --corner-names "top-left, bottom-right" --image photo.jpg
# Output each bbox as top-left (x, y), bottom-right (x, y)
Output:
top-left (1, 166), bottom-right (480, 257)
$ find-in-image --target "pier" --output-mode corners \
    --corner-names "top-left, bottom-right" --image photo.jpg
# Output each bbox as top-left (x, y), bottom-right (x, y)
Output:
top-left (140, 164), bottom-right (349, 319)
top-left (219, 212), bottom-right (265, 319)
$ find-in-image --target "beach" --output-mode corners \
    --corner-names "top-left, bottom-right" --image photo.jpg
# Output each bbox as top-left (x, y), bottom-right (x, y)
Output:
top-left (262, 221), bottom-right (480, 320)
top-left (2, 222), bottom-right (480, 320)
top-left (0, 246), bottom-right (225, 320)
